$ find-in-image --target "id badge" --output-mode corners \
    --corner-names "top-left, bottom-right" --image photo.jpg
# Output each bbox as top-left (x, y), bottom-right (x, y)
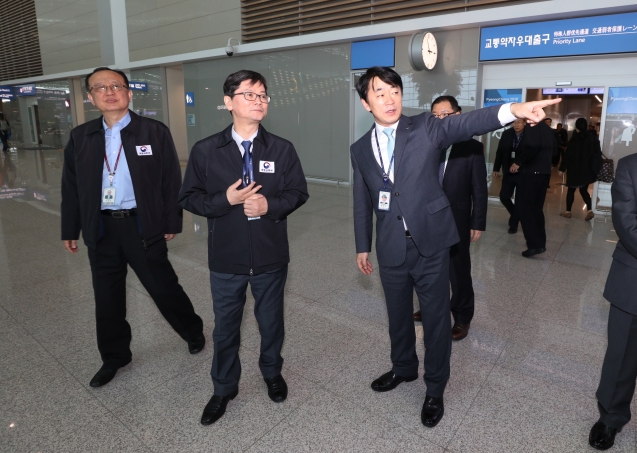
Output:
top-left (378, 189), bottom-right (391, 211)
top-left (511, 151), bottom-right (516, 159)
top-left (248, 216), bottom-right (261, 221)
top-left (102, 187), bottom-right (116, 206)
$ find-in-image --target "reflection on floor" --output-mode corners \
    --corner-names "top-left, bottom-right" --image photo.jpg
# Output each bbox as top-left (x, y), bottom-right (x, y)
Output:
top-left (1, 149), bottom-right (632, 452)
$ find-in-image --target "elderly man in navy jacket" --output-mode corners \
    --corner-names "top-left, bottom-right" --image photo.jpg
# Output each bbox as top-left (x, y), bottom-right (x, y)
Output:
top-left (61, 67), bottom-right (205, 389)
top-left (179, 70), bottom-right (308, 426)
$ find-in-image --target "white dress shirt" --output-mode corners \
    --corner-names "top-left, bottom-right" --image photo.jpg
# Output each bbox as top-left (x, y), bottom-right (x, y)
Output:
top-left (232, 126), bottom-right (258, 156)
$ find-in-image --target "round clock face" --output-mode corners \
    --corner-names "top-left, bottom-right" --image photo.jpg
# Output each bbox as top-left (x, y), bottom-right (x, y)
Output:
top-left (421, 32), bottom-right (438, 70)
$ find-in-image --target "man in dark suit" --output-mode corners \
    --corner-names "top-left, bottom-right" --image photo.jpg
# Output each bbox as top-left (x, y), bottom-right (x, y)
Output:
top-left (509, 120), bottom-right (557, 257)
top-left (413, 95), bottom-right (487, 341)
top-left (351, 66), bottom-right (560, 428)
top-left (61, 67), bottom-right (205, 388)
top-left (589, 155), bottom-right (637, 450)
top-left (179, 70), bottom-right (308, 426)
top-left (493, 118), bottom-right (526, 234)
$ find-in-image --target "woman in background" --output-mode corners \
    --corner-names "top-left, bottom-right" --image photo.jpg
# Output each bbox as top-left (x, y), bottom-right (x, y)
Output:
top-left (559, 117), bottom-right (600, 221)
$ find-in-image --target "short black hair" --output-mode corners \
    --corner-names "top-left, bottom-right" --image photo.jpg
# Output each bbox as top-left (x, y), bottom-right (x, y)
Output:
top-left (431, 95), bottom-right (460, 113)
top-left (544, 117), bottom-right (553, 122)
top-left (223, 70), bottom-right (268, 97)
top-left (85, 67), bottom-right (129, 92)
top-left (355, 66), bottom-right (403, 103)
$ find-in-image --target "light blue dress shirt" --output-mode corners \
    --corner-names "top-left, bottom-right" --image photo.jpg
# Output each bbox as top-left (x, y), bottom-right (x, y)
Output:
top-left (101, 112), bottom-right (136, 210)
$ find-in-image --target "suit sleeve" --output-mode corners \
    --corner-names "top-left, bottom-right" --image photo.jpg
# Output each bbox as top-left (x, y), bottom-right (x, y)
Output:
top-left (61, 133), bottom-right (81, 240)
top-left (611, 158), bottom-right (637, 259)
top-left (352, 147), bottom-right (373, 254)
top-left (265, 143), bottom-right (309, 221)
top-left (161, 126), bottom-right (183, 234)
top-left (470, 142), bottom-right (488, 231)
top-left (427, 105), bottom-right (503, 150)
top-left (178, 143), bottom-right (234, 218)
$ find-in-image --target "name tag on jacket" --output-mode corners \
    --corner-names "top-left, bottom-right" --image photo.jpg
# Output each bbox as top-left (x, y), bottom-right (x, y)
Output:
top-left (136, 145), bottom-right (153, 156)
top-left (259, 161), bottom-right (275, 173)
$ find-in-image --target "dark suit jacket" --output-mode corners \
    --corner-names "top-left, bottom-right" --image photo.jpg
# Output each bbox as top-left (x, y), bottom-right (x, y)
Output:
top-left (442, 139), bottom-right (488, 233)
top-left (514, 121), bottom-right (557, 175)
top-left (604, 154), bottom-right (637, 315)
top-left (494, 127), bottom-right (525, 175)
top-left (351, 106), bottom-right (502, 266)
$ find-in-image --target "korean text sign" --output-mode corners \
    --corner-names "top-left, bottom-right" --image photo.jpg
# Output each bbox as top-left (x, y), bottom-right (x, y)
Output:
top-left (480, 11), bottom-right (637, 61)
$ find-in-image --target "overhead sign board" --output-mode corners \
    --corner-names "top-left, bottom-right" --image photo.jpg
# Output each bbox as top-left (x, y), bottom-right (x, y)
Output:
top-left (606, 87), bottom-right (637, 114)
top-left (16, 84), bottom-right (37, 96)
top-left (484, 89), bottom-right (523, 107)
top-left (0, 86), bottom-right (14, 99)
top-left (480, 11), bottom-right (637, 61)
top-left (351, 38), bottom-right (395, 70)
top-left (129, 81), bottom-right (148, 91)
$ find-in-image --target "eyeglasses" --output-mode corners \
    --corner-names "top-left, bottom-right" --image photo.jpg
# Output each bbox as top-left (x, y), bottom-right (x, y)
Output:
top-left (233, 91), bottom-right (271, 103)
top-left (433, 111), bottom-right (453, 119)
top-left (89, 84), bottom-right (128, 93)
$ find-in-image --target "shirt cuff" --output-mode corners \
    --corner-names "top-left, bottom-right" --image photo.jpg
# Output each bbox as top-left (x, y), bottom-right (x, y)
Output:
top-left (498, 103), bottom-right (517, 126)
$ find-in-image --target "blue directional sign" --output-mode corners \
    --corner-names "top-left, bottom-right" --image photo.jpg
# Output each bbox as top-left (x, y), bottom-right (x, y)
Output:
top-left (185, 92), bottom-right (195, 106)
top-left (480, 11), bottom-right (637, 61)
top-left (129, 81), bottom-right (148, 91)
top-left (0, 86), bottom-right (14, 99)
top-left (484, 89), bottom-right (523, 107)
top-left (16, 84), bottom-right (37, 96)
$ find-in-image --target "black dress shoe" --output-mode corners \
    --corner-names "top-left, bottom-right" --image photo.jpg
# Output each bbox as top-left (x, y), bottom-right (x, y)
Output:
top-left (508, 226), bottom-right (518, 234)
top-left (264, 374), bottom-right (288, 402)
top-left (188, 334), bottom-right (206, 354)
top-left (371, 371), bottom-right (418, 392)
top-left (522, 247), bottom-right (546, 258)
top-left (413, 311), bottom-right (422, 322)
top-left (201, 389), bottom-right (238, 425)
top-left (89, 359), bottom-right (131, 388)
top-left (451, 323), bottom-right (470, 341)
top-left (589, 420), bottom-right (621, 450)
top-left (421, 396), bottom-right (444, 428)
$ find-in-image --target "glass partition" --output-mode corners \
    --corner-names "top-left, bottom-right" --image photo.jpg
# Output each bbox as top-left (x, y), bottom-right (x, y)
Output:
top-left (130, 67), bottom-right (165, 123)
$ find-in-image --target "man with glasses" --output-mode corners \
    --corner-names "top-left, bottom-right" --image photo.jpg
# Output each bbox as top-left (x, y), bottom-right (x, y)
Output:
top-left (413, 95), bottom-right (487, 342)
top-left (178, 70), bottom-right (308, 425)
top-left (61, 67), bottom-right (205, 388)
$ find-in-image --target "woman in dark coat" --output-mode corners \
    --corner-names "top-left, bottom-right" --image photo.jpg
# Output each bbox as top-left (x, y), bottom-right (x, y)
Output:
top-left (559, 117), bottom-right (600, 221)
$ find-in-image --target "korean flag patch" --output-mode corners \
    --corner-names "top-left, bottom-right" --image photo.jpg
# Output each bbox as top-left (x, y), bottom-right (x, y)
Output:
top-left (259, 161), bottom-right (275, 173)
top-left (136, 145), bottom-right (153, 156)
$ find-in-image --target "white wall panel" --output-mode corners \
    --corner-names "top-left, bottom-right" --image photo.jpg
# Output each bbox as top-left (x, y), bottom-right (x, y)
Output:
top-left (35, 0), bottom-right (101, 74)
top-left (126, 0), bottom-right (240, 62)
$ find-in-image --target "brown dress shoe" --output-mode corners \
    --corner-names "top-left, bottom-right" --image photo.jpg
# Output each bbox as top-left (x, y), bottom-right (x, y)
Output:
top-left (413, 311), bottom-right (422, 322)
top-left (451, 323), bottom-right (470, 341)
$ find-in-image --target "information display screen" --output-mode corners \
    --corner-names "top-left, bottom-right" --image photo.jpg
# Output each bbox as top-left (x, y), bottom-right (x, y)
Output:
top-left (480, 11), bottom-right (637, 61)
top-left (351, 38), bottom-right (395, 70)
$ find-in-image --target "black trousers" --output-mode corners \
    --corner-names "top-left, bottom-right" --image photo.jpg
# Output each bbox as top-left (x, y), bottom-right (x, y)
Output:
top-left (516, 173), bottom-right (550, 249)
top-left (87, 214), bottom-right (203, 367)
top-left (0, 131), bottom-right (8, 151)
top-left (499, 172), bottom-right (520, 229)
top-left (566, 185), bottom-right (592, 211)
top-left (209, 265), bottom-right (288, 396)
top-left (596, 305), bottom-right (637, 429)
top-left (449, 223), bottom-right (474, 325)
top-left (379, 238), bottom-right (451, 398)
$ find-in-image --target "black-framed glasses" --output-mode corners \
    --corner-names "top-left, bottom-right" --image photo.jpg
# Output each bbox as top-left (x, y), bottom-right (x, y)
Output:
top-left (433, 111), bottom-right (453, 119)
top-left (233, 91), bottom-right (271, 103)
top-left (89, 84), bottom-right (129, 93)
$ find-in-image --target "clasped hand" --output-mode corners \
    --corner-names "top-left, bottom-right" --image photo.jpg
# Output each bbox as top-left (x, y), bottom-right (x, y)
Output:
top-left (226, 179), bottom-right (268, 217)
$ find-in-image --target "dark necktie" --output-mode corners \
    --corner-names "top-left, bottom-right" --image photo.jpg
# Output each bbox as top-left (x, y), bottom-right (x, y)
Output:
top-left (241, 140), bottom-right (252, 186)
top-left (438, 147), bottom-right (448, 185)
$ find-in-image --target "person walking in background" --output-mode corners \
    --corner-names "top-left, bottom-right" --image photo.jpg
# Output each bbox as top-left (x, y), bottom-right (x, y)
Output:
top-left (510, 120), bottom-right (557, 257)
top-left (589, 153), bottom-right (637, 450)
top-left (0, 113), bottom-right (10, 153)
top-left (493, 118), bottom-right (526, 234)
top-left (559, 118), bottom-right (600, 221)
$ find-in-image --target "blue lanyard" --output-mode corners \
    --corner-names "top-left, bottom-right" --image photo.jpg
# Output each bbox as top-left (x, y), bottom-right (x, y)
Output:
top-left (374, 128), bottom-right (394, 189)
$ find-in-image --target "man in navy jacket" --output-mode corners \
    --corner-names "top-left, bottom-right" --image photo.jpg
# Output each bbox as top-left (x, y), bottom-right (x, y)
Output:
top-left (179, 70), bottom-right (308, 426)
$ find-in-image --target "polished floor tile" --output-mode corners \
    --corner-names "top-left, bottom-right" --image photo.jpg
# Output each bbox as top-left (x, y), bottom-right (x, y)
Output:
top-left (0, 151), bottom-right (628, 452)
